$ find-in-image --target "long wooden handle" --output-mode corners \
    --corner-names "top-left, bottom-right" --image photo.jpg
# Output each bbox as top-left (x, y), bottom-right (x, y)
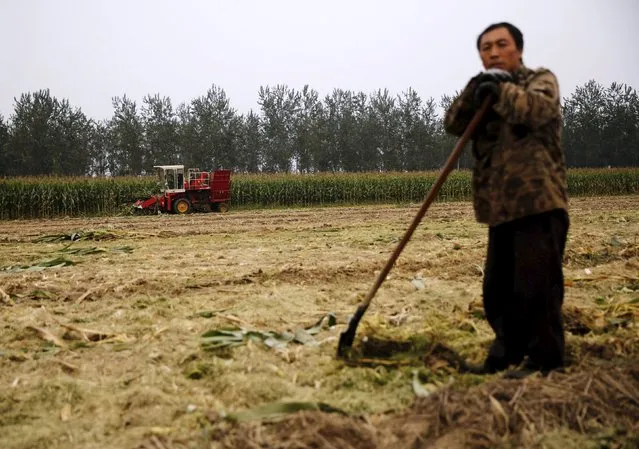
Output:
top-left (359, 97), bottom-right (491, 307)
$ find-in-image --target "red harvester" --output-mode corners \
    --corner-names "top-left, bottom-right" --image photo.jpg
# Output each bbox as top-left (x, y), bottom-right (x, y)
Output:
top-left (133, 165), bottom-right (231, 214)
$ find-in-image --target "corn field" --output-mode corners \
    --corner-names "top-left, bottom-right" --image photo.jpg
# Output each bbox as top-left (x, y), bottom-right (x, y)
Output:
top-left (1, 168), bottom-right (638, 219)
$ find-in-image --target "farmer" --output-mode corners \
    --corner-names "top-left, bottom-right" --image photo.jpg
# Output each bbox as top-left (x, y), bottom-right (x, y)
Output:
top-left (443, 22), bottom-right (570, 375)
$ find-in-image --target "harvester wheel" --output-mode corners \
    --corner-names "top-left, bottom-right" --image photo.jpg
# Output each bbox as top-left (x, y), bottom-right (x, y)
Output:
top-left (217, 202), bottom-right (229, 213)
top-left (173, 198), bottom-right (191, 214)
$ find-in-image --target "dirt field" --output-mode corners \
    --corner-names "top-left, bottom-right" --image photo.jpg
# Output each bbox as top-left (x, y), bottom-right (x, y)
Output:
top-left (1, 196), bottom-right (638, 449)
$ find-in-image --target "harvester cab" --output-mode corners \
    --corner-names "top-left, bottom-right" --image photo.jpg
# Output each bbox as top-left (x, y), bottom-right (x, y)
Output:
top-left (156, 165), bottom-right (186, 193)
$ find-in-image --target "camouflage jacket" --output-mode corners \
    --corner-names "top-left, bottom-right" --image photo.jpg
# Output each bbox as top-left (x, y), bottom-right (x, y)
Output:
top-left (444, 65), bottom-right (569, 227)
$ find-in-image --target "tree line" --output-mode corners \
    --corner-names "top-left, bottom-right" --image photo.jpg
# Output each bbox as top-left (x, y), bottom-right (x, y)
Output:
top-left (0, 79), bottom-right (637, 177)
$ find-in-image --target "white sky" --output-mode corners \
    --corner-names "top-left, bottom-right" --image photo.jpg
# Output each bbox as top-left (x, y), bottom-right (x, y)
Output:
top-left (1, 0), bottom-right (638, 121)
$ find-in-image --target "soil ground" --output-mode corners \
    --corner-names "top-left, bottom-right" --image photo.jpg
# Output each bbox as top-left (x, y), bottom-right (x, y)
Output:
top-left (1, 196), bottom-right (638, 449)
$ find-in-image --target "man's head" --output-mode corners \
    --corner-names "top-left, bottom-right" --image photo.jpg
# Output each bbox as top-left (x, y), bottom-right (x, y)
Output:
top-left (476, 22), bottom-right (523, 73)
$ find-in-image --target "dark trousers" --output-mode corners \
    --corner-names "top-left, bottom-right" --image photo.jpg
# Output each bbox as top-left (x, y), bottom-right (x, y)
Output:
top-left (482, 208), bottom-right (569, 371)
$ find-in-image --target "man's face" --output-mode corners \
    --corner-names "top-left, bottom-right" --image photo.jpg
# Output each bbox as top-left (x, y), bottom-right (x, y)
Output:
top-left (478, 27), bottom-right (522, 73)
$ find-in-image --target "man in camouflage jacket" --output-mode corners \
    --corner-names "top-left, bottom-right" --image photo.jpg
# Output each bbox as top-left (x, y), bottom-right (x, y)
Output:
top-left (444, 22), bottom-right (570, 375)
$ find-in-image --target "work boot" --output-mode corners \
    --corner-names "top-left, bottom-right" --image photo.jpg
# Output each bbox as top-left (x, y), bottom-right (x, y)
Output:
top-left (459, 354), bottom-right (520, 374)
top-left (462, 356), bottom-right (513, 374)
top-left (461, 337), bottom-right (525, 374)
top-left (502, 358), bottom-right (566, 379)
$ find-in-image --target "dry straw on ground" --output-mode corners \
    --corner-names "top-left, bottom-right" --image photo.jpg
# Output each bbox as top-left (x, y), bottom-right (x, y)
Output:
top-left (140, 362), bottom-right (638, 449)
top-left (2, 197), bottom-right (638, 449)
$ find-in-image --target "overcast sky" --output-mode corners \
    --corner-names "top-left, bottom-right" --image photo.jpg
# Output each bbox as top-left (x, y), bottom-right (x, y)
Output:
top-left (1, 0), bottom-right (638, 121)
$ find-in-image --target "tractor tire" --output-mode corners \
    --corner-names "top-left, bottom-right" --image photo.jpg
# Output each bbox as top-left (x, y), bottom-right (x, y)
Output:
top-left (173, 198), bottom-right (192, 214)
top-left (216, 202), bottom-right (229, 213)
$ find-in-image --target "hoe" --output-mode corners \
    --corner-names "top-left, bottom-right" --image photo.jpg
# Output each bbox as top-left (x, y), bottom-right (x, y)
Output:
top-left (337, 97), bottom-right (492, 358)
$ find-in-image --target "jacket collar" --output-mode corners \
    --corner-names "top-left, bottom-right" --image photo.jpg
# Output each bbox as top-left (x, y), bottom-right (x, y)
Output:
top-left (512, 64), bottom-right (532, 84)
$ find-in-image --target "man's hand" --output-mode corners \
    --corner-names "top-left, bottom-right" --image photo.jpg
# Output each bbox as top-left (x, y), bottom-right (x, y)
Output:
top-left (474, 68), bottom-right (514, 107)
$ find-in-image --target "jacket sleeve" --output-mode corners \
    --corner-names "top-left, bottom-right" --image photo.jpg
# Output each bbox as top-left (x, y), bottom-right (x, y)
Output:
top-left (492, 68), bottom-right (561, 129)
top-left (443, 76), bottom-right (480, 137)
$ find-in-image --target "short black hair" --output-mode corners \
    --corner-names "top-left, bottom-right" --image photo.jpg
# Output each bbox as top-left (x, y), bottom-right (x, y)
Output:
top-left (476, 22), bottom-right (524, 51)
